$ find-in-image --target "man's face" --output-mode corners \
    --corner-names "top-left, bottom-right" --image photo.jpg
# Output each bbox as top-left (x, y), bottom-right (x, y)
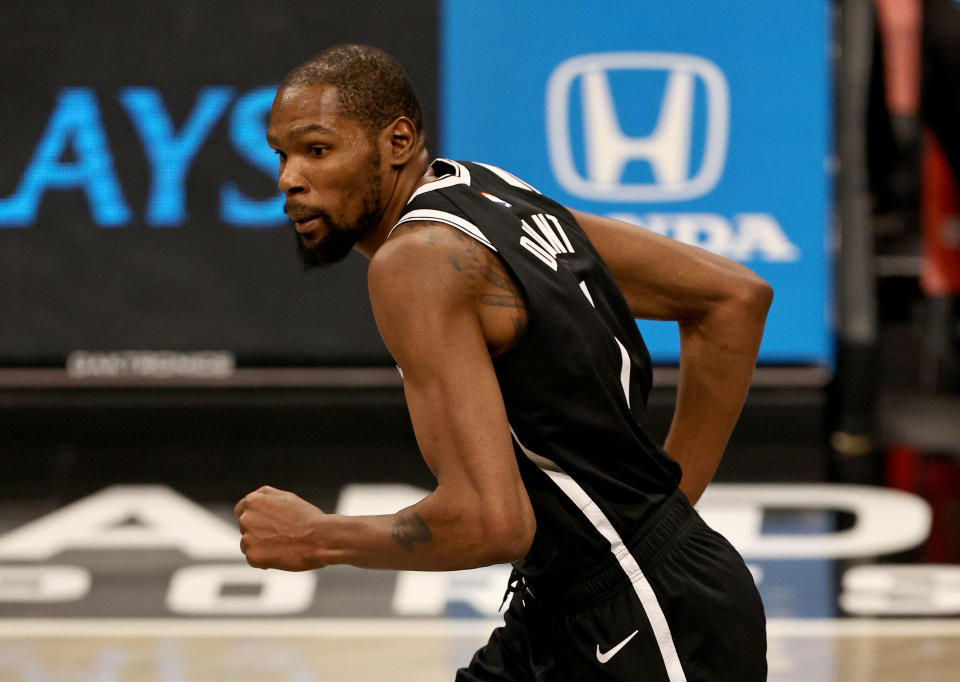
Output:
top-left (267, 85), bottom-right (384, 268)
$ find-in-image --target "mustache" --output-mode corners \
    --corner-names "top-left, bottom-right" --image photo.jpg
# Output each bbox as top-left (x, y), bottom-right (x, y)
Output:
top-left (283, 201), bottom-right (332, 224)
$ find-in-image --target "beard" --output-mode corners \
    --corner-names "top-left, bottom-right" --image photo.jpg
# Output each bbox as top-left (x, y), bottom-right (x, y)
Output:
top-left (290, 158), bottom-right (383, 270)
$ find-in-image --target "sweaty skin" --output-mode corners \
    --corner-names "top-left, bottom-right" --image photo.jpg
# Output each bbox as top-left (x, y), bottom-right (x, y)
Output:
top-left (235, 83), bottom-right (771, 572)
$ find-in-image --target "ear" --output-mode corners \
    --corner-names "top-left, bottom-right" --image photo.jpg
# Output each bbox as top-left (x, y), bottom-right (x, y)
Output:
top-left (379, 116), bottom-right (420, 168)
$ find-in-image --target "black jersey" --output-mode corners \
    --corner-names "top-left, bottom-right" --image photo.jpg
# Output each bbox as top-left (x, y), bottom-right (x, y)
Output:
top-left (391, 159), bottom-right (683, 583)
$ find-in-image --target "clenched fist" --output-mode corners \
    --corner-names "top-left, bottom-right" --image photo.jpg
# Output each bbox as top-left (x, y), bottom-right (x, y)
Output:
top-left (234, 485), bottom-right (328, 571)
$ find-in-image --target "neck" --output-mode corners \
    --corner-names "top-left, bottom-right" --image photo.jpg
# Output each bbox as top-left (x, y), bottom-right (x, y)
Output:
top-left (354, 147), bottom-right (431, 259)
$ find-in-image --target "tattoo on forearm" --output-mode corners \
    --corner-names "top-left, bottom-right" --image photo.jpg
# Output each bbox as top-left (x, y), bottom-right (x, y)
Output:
top-left (392, 512), bottom-right (433, 552)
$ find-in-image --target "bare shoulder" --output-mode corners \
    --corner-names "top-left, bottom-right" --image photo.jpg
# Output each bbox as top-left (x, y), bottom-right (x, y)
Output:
top-left (370, 221), bottom-right (486, 286)
top-left (368, 221), bottom-right (520, 308)
top-left (366, 222), bottom-right (487, 369)
top-left (368, 220), bottom-right (528, 359)
top-left (366, 222), bottom-right (487, 339)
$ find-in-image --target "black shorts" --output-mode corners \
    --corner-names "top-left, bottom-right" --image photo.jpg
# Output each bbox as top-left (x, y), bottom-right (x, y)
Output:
top-left (456, 491), bottom-right (767, 681)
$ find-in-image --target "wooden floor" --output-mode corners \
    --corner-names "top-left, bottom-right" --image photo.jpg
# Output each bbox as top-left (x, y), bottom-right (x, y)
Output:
top-left (0, 619), bottom-right (958, 681)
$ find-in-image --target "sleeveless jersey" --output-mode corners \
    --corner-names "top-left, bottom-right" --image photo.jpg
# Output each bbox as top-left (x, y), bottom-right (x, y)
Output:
top-left (391, 159), bottom-right (683, 582)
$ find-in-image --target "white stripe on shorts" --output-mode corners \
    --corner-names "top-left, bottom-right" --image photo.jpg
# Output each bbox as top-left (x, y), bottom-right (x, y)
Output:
top-left (509, 427), bottom-right (687, 682)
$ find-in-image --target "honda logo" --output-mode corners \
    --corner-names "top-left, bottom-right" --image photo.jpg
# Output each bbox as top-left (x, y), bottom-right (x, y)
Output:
top-left (546, 52), bottom-right (729, 202)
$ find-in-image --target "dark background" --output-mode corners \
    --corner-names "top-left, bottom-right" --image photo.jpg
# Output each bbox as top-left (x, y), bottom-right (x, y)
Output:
top-left (0, 0), bottom-right (439, 366)
top-left (0, 384), bottom-right (826, 503)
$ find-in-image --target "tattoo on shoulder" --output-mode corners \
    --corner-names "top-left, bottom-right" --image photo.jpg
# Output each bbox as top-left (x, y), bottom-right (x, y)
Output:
top-left (393, 220), bottom-right (528, 318)
top-left (450, 233), bottom-right (526, 310)
top-left (392, 512), bottom-right (433, 552)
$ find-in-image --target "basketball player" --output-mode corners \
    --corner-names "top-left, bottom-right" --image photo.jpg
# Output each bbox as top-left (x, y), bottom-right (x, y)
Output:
top-left (235, 45), bottom-right (770, 681)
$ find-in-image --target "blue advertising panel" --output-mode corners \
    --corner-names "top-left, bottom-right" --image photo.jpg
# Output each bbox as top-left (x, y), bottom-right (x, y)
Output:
top-left (441, 1), bottom-right (832, 364)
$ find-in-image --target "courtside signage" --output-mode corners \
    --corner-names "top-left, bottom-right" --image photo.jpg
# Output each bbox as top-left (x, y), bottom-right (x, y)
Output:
top-left (442, 1), bottom-right (832, 364)
top-left (0, 87), bottom-right (282, 228)
top-left (546, 52), bottom-right (729, 203)
top-left (0, 484), bottom-right (940, 619)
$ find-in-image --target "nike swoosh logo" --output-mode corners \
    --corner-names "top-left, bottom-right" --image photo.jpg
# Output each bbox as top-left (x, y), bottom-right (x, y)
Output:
top-left (596, 629), bottom-right (639, 664)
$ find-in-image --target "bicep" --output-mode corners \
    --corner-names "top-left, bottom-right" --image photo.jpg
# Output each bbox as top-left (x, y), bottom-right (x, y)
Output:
top-left (394, 306), bottom-right (517, 492)
top-left (368, 230), bottom-right (528, 510)
top-left (568, 208), bottom-right (769, 321)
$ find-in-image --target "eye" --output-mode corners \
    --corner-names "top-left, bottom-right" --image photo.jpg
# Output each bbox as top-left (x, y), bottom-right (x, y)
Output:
top-left (309, 146), bottom-right (327, 157)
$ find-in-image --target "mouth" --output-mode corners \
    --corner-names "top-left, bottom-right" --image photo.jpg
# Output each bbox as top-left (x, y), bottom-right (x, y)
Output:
top-left (292, 215), bottom-right (324, 234)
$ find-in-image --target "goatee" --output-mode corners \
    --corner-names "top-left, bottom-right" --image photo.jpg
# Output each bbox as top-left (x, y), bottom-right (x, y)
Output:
top-left (292, 166), bottom-right (383, 269)
top-left (294, 211), bottom-right (370, 269)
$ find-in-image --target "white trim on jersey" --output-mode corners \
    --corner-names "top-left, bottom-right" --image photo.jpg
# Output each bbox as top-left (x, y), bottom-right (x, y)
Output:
top-left (579, 281), bottom-right (596, 307)
top-left (509, 427), bottom-right (687, 682)
top-left (578, 280), bottom-right (631, 409)
top-left (614, 338), bottom-right (632, 409)
top-left (389, 208), bottom-right (497, 252)
top-left (472, 162), bottom-right (542, 194)
top-left (406, 159), bottom-right (472, 203)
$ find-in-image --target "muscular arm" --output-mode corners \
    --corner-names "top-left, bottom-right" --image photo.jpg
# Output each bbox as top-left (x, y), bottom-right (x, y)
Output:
top-left (569, 209), bottom-right (773, 505)
top-left (237, 224), bottom-right (535, 571)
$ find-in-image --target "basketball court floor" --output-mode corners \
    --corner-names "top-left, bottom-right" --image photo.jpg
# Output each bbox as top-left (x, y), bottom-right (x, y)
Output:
top-left (1, 619), bottom-right (959, 681)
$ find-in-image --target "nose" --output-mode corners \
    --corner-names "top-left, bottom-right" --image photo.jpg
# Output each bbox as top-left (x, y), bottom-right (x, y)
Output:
top-left (278, 158), bottom-right (307, 195)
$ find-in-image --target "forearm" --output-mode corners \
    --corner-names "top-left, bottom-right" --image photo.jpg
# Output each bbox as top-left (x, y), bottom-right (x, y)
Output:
top-left (663, 296), bottom-right (769, 505)
top-left (307, 492), bottom-right (530, 571)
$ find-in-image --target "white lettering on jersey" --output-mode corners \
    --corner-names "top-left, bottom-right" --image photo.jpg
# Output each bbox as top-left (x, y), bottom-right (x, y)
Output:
top-left (520, 213), bottom-right (574, 271)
